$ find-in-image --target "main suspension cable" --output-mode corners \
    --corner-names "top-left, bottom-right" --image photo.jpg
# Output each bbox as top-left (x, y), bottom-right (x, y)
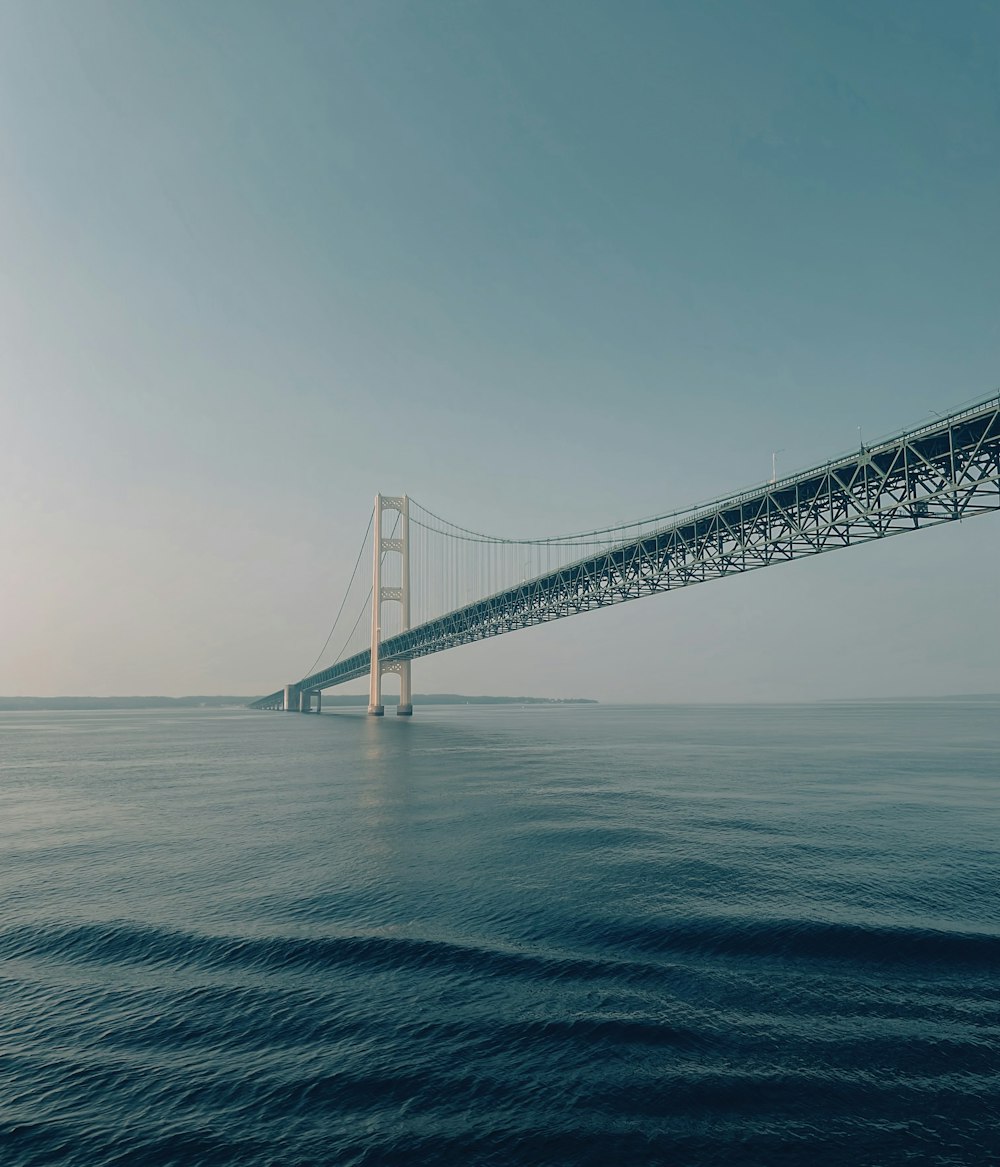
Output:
top-left (408, 497), bottom-right (664, 547)
top-left (310, 511), bottom-right (403, 676)
top-left (327, 584), bottom-right (372, 668)
top-left (301, 507), bottom-right (375, 678)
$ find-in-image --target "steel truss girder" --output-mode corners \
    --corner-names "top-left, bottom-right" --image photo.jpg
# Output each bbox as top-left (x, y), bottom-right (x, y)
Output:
top-left (249, 397), bottom-right (1000, 709)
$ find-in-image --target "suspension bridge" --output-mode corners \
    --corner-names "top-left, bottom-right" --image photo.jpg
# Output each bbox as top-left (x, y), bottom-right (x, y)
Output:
top-left (250, 395), bottom-right (1000, 714)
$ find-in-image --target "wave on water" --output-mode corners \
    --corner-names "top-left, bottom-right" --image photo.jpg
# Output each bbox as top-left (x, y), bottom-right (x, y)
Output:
top-left (4, 910), bottom-right (1000, 990)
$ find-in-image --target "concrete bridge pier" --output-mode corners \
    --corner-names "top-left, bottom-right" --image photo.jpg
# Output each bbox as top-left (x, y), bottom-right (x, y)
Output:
top-left (397, 661), bottom-right (412, 716)
top-left (284, 685), bottom-right (323, 713)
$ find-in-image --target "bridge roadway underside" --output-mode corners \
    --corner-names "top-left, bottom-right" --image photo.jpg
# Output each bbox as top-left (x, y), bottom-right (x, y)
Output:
top-left (250, 398), bottom-right (1000, 711)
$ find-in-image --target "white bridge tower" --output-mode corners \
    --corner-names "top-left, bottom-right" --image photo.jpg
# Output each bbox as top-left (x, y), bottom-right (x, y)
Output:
top-left (368, 494), bottom-right (412, 716)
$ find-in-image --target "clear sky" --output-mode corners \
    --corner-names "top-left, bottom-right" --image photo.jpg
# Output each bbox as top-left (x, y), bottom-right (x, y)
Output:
top-left (2, 0), bottom-right (998, 701)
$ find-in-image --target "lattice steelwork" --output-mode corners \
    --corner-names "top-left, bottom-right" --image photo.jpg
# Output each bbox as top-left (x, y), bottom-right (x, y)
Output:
top-left (250, 395), bottom-right (1000, 710)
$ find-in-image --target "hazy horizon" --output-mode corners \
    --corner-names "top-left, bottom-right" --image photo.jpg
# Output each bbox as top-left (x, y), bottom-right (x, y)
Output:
top-left (4, 690), bottom-right (1000, 708)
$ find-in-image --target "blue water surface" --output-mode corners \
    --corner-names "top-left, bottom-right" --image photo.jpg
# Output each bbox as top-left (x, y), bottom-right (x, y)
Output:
top-left (1, 701), bottom-right (998, 1166)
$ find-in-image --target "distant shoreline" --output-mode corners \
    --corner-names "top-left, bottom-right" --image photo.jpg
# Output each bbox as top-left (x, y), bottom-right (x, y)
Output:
top-left (0, 694), bottom-right (599, 711)
top-left (2, 694), bottom-right (996, 712)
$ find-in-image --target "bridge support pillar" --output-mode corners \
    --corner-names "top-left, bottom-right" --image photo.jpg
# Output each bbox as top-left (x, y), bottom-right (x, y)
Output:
top-left (283, 683), bottom-right (300, 712)
top-left (368, 493), bottom-right (384, 715)
top-left (299, 689), bottom-right (311, 713)
top-left (368, 492), bottom-right (413, 716)
top-left (397, 660), bottom-right (412, 716)
top-left (315, 691), bottom-right (322, 714)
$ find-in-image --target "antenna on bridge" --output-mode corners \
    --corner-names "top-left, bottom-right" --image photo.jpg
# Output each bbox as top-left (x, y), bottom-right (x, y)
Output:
top-left (368, 494), bottom-right (412, 717)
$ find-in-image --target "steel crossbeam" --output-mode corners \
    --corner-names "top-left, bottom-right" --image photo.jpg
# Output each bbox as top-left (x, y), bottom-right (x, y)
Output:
top-left (249, 396), bottom-right (1000, 709)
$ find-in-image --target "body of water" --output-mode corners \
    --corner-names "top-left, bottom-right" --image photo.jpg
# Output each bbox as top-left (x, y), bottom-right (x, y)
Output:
top-left (1, 701), bottom-right (998, 1166)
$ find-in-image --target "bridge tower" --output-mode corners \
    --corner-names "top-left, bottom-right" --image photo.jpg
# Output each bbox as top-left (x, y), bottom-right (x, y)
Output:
top-left (368, 494), bottom-right (412, 716)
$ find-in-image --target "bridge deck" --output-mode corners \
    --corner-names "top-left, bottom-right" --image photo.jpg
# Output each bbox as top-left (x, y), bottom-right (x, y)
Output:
top-left (250, 396), bottom-right (1000, 710)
